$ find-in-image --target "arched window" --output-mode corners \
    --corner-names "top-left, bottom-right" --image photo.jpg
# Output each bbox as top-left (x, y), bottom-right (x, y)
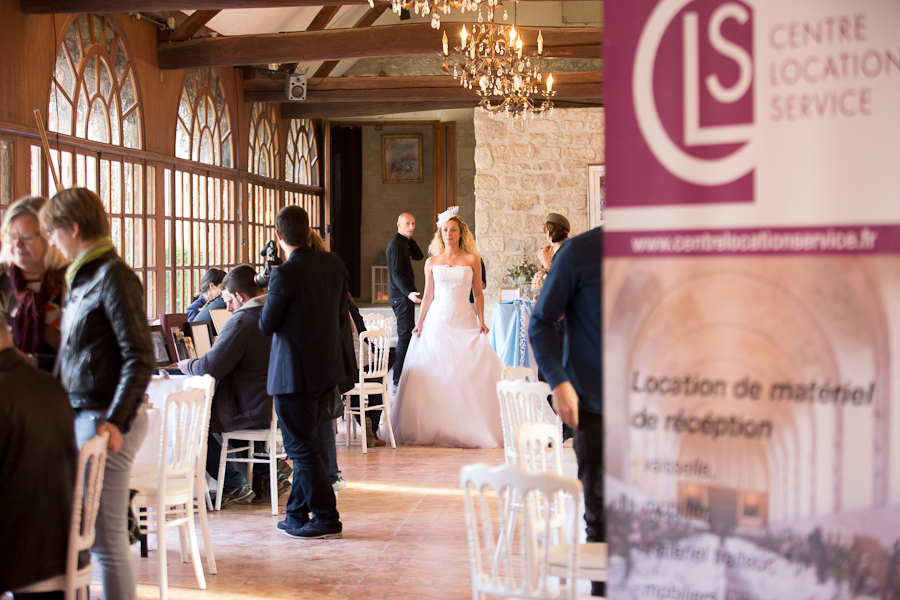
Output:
top-left (249, 103), bottom-right (278, 178)
top-left (48, 14), bottom-right (142, 148)
top-left (175, 68), bottom-right (233, 168)
top-left (285, 119), bottom-right (318, 186)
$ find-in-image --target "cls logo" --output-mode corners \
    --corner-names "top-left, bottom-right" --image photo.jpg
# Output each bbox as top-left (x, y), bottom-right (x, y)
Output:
top-left (634, 0), bottom-right (756, 186)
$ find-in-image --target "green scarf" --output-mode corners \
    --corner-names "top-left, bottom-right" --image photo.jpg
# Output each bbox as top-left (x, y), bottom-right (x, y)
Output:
top-left (65, 237), bottom-right (115, 286)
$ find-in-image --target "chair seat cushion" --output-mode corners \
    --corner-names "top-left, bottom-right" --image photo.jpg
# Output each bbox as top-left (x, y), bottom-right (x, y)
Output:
top-left (549, 541), bottom-right (608, 572)
top-left (346, 381), bottom-right (384, 395)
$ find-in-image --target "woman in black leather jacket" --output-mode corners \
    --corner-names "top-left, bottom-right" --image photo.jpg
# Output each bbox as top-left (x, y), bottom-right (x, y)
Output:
top-left (42, 187), bottom-right (154, 600)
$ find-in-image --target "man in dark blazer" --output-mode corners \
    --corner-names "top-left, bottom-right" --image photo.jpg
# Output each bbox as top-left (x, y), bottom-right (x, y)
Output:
top-left (386, 212), bottom-right (423, 392)
top-left (259, 206), bottom-right (352, 540)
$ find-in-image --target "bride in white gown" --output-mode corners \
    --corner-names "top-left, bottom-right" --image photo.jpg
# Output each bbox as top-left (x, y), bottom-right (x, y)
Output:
top-left (388, 207), bottom-right (504, 448)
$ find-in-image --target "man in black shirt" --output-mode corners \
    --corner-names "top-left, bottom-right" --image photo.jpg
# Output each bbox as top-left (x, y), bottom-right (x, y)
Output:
top-left (386, 213), bottom-right (423, 393)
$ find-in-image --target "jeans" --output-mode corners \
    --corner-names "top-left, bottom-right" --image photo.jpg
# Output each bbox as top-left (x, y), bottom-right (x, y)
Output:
top-left (574, 409), bottom-right (604, 597)
top-left (274, 390), bottom-right (340, 527)
top-left (75, 408), bottom-right (149, 600)
top-left (391, 298), bottom-right (415, 387)
top-left (317, 420), bottom-right (339, 484)
top-left (205, 433), bottom-right (269, 489)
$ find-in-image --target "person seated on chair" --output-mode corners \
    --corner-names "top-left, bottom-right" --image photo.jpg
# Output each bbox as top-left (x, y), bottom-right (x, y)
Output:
top-left (0, 314), bottom-right (78, 599)
top-left (187, 267), bottom-right (226, 322)
top-left (178, 264), bottom-right (288, 507)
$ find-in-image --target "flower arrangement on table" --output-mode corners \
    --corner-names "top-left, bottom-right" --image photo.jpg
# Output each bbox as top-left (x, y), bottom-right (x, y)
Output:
top-left (506, 256), bottom-right (540, 289)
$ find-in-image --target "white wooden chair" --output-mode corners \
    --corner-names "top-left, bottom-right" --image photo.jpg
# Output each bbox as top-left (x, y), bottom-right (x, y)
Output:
top-left (381, 316), bottom-right (394, 337)
top-left (130, 388), bottom-right (210, 600)
top-left (182, 375), bottom-right (217, 574)
top-left (215, 404), bottom-right (286, 515)
top-left (515, 422), bottom-right (608, 586)
top-left (503, 365), bottom-right (537, 382)
top-left (360, 312), bottom-right (385, 330)
top-left (343, 326), bottom-right (396, 453)
top-left (12, 433), bottom-right (109, 600)
top-left (496, 379), bottom-right (554, 468)
top-left (460, 464), bottom-right (586, 600)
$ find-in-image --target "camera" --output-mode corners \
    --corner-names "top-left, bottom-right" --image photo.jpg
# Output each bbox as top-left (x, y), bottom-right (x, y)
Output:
top-left (254, 240), bottom-right (283, 288)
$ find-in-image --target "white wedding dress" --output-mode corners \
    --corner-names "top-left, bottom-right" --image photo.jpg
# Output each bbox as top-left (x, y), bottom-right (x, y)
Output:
top-left (389, 264), bottom-right (504, 449)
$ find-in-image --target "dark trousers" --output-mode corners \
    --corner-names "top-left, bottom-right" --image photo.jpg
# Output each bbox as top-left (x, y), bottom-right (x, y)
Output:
top-left (274, 390), bottom-right (340, 527)
top-left (391, 297), bottom-right (415, 387)
top-left (575, 409), bottom-right (605, 597)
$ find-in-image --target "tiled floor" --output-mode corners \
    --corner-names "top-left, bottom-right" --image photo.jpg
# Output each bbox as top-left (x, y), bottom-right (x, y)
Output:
top-left (109, 436), bottom-right (506, 599)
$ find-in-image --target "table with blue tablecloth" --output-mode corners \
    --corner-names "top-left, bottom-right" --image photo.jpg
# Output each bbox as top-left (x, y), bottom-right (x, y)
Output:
top-left (489, 298), bottom-right (537, 369)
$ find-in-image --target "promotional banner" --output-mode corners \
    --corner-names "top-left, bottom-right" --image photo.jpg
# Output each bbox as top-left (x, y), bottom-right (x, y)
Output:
top-left (604, 1), bottom-right (900, 599)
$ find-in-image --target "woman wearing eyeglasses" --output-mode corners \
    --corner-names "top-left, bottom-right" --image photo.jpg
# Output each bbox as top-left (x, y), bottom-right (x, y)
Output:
top-left (0, 196), bottom-right (68, 371)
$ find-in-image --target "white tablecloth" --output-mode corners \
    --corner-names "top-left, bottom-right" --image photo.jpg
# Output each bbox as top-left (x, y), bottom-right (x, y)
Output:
top-left (133, 374), bottom-right (188, 466)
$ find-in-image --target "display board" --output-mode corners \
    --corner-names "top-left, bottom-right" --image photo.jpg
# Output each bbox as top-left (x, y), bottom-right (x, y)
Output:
top-left (603, 1), bottom-right (900, 598)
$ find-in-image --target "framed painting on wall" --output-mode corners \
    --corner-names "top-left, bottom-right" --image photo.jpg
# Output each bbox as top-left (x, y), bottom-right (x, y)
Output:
top-left (382, 134), bottom-right (423, 183)
top-left (587, 164), bottom-right (606, 229)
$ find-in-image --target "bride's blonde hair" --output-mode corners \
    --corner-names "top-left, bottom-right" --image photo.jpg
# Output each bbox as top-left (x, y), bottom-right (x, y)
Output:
top-left (429, 215), bottom-right (477, 256)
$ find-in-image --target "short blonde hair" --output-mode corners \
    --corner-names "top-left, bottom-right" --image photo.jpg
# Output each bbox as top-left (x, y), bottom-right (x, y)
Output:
top-left (0, 196), bottom-right (68, 271)
top-left (428, 216), bottom-right (477, 256)
top-left (40, 187), bottom-right (110, 242)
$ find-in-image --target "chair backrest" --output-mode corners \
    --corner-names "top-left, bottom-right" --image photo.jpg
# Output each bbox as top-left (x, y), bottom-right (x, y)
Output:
top-left (183, 375), bottom-right (216, 487)
top-left (381, 316), bottom-right (394, 337)
top-left (361, 313), bottom-right (385, 330)
top-left (158, 388), bottom-right (208, 487)
top-left (503, 366), bottom-right (537, 382)
top-left (496, 379), bottom-right (553, 466)
top-left (515, 422), bottom-right (568, 542)
top-left (359, 327), bottom-right (391, 380)
top-left (514, 422), bottom-right (564, 476)
top-left (460, 464), bottom-right (582, 600)
top-left (68, 432), bottom-right (110, 573)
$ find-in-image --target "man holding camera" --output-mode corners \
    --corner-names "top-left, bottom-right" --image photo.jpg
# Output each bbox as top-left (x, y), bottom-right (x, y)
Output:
top-left (259, 206), bottom-right (352, 539)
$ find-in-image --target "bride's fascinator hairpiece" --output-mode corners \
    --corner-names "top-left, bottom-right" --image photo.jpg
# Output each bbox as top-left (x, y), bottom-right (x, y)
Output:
top-left (436, 206), bottom-right (460, 228)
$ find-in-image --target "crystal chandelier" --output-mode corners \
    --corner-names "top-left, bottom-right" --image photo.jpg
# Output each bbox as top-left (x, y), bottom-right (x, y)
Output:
top-left (440, 5), bottom-right (555, 118)
top-left (367, 0), bottom-right (497, 28)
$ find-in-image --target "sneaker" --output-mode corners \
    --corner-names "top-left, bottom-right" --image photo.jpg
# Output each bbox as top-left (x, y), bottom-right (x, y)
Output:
top-left (215, 484), bottom-right (254, 508)
top-left (332, 477), bottom-right (346, 492)
top-left (251, 477), bottom-right (290, 503)
top-left (277, 476), bottom-right (292, 496)
top-left (277, 516), bottom-right (309, 531)
top-left (282, 519), bottom-right (342, 540)
top-left (277, 459), bottom-right (293, 480)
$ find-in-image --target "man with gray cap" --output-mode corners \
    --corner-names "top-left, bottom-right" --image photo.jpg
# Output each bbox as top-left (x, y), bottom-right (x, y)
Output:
top-left (538, 212), bottom-right (571, 271)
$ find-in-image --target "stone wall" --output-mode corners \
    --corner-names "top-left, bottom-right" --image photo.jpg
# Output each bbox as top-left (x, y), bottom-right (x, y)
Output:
top-left (359, 124), bottom-right (433, 303)
top-left (473, 107), bottom-right (605, 322)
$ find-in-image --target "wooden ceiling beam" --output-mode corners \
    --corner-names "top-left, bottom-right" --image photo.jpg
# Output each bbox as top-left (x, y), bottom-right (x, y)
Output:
top-left (248, 81), bottom-right (601, 103)
top-left (313, 4), bottom-right (389, 79)
top-left (167, 10), bottom-right (220, 42)
top-left (158, 24), bottom-right (601, 69)
top-left (21, 0), bottom-right (562, 12)
top-left (280, 99), bottom-right (601, 119)
top-left (275, 6), bottom-right (341, 74)
top-left (244, 72), bottom-right (602, 93)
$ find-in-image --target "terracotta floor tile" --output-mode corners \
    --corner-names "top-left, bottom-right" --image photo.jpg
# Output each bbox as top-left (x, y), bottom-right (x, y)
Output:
top-left (86, 442), bottom-right (505, 599)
